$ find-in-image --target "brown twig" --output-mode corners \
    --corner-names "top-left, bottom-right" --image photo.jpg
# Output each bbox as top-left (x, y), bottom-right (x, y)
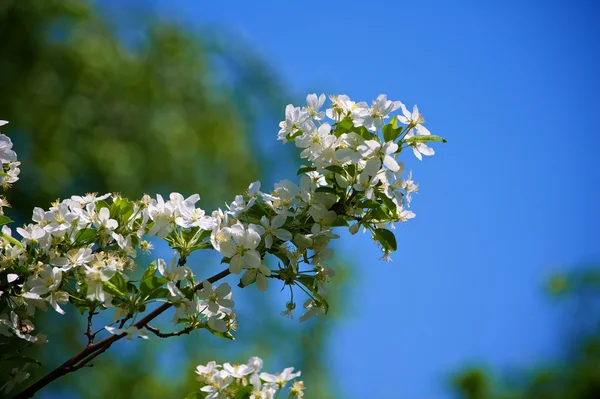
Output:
top-left (84, 307), bottom-right (98, 346)
top-left (12, 267), bottom-right (231, 399)
top-left (145, 324), bottom-right (195, 338)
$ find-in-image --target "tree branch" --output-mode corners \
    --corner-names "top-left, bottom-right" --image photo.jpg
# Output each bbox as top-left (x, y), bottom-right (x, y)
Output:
top-left (85, 308), bottom-right (98, 346)
top-left (145, 324), bottom-right (195, 338)
top-left (12, 267), bottom-right (231, 399)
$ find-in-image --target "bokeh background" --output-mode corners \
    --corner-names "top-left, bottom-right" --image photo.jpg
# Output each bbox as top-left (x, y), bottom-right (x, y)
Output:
top-left (1, 1), bottom-right (599, 398)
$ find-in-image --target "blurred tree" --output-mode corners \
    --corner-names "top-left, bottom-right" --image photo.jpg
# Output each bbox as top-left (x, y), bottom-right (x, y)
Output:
top-left (0, 0), bottom-right (287, 216)
top-left (452, 267), bottom-right (600, 399)
top-left (0, 1), bottom-right (342, 398)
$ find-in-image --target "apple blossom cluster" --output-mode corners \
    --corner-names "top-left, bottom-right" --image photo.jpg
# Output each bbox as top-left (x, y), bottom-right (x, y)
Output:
top-left (0, 95), bottom-right (445, 395)
top-left (0, 120), bottom-right (20, 198)
top-left (190, 357), bottom-right (304, 399)
top-left (0, 192), bottom-right (239, 347)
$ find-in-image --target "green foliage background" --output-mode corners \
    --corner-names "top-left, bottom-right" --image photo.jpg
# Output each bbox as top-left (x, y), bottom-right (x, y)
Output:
top-left (0, 1), bottom-right (345, 398)
top-left (452, 268), bottom-right (600, 399)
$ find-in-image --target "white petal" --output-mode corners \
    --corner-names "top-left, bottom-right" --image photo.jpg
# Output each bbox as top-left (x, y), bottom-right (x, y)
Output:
top-left (243, 250), bottom-right (261, 268)
top-left (271, 214), bottom-right (287, 229)
top-left (383, 155), bottom-right (401, 172)
top-left (412, 146), bottom-right (423, 161)
top-left (419, 144), bottom-right (435, 156)
top-left (274, 229), bottom-right (292, 242)
top-left (229, 255), bottom-right (244, 274)
top-left (416, 124), bottom-right (431, 136)
top-left (265, 234), bottom-right (273, 249)
top-left (256, 273), bottom-right (268, 291)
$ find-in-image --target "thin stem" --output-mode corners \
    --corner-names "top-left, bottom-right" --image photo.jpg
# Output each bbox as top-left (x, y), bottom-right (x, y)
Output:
top-left (0, 232), bottom-right (23, 248)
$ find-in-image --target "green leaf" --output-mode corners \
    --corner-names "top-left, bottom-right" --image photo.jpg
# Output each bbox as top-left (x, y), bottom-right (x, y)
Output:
top-left (210, 329), bottom-right (235, 341)
top-left (245, 203), bottom-right (268, 219)
top-left (354, 125), bottom-right (373, 140)
top-left (297, 166), bottom-right (317, 175)
top-left (119, 202), bottom-right (135, 222)
top-left (0, 354), bottom-right (42, 366)
top-left (361, 200), bottom-right (381, 209)
top-left (233, 386), bottom-right (253, 399)
top-left (324, 165), bottom-right (345, 175)
top-left (141, 261), bottom-right (157, 284)
top-left (140, 261), bottom-right (169, 296)
top-left (330, 216), bottom-right (349, 227)
top-left (74, 228), bottom-right (97, 245)
top-left (103, 280), bottom-right (124, 297)
top-left (0, 215), bottom-right (13, 226)
top-left (333, 117), bottom-right (354, 133)
top-left (297, 275), bottom-right (316, 290)
top-left (145, 287), bottom-right (170, 300)
top-left (140, 276), bottom-right (169, 296)
top-left (314, 186), bottom-right (337, 194)
top-left (346, 163), bottom-right (356, 177)
top-left (369, 207), bottom-right (389, 220)
top-left (378, 193), bottom-right (397, 212)
top-left (109, 272), bottom-right (127, 294)
top-left (382, 121), bottom-right (402, 142)
top-left (404, 134), bottom-right (447, 143)
top-left (95, 200), bottom-right (110, 210)
top-left (374, 228), bottom-right (397, 252)
top-left (126, 281), bottom-right (139, 294)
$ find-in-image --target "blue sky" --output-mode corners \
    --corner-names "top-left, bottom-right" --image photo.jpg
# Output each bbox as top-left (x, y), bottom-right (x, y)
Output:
top-left (111, 1), bottom-right (599, 397)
